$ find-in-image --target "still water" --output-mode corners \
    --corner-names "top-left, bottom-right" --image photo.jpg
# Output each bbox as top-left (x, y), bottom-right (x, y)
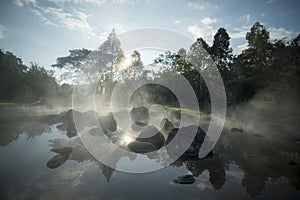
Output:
top-left (0, 105), bottom-right (299, 200)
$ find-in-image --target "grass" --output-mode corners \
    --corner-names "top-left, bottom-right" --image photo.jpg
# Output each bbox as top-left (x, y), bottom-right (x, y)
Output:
top-left (163, 105), bottom-right (209, 118)
top-left (0, 102), bottom-right (16, 107)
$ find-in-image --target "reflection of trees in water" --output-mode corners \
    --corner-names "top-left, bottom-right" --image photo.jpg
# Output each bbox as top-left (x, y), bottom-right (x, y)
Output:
top-left (1, 111), bottom-right (299, 197)
top-left (49, 137), bottom-right (136, 182)
top-left (216, 127), bottom-right (300, 197)
top-left (171, 154), bottom-right (226, 190)
top-left (0, 120), bottom-right (51, 146)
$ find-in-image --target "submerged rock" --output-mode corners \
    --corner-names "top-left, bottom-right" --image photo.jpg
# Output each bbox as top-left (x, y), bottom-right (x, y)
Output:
top-left (131, 121), bottom-right (148, 132)
top-left (166, 125), bottom-right (211, 159)
top-left (127, 141), bottom-right (157, 153)
top-left (136, 126), bottom-right (165, 150)
top-left (130, 106), bottom-right (150, 124)
top-left (55, 110), bottom-right (117, 138)
top-left (160, 118), bottom-right (174, 137)
top-left (289, 159), bottom-right (297, 165)
top-left (174, 174), bottom-right (195, 184)
top-left (231, 128), bottom-right (244, 133)
top-left (50, 147), bottom-right (73, 154)
top-left (47, 154), bottom-right (70, 169)
top-left (99, 112), bottom-right (117, 132)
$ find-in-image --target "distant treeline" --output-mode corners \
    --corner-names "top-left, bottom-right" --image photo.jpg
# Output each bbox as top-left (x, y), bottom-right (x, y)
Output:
top-left (0, 50), bottom-right (71, 104)
top-left (154, 22), bottom-right (300, 106)
top-left (1, 22), bottom-right (299, 107)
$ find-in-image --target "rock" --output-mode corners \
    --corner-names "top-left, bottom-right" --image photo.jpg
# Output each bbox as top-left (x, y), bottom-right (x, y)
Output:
top-left (254, 133), bottom-right (264, 137)
top-left (130, 106), bottom-right (150, 124)
top-left (160, 118), bottom-right (174, 136)
top-left (57, 109), bottom-right (82, 137)
top-left (89, 127), bottom-right (102, 136)
top-left (56, 110), bottom-right (117, 137)
top-left (174, 174), bottom-right (195, 184)
top-left (166, 125), bottom-right (209, 159)
top-left (127, 141), bottom-right (157, 153)
top-left (47, 154), bottom-right (70, 169)
top-left (99, 112), bottom-right (117, 132)
top-left (136, 126), bottom-right (165, 150)
top-left (289, 159), bottom-right (297, 165)
top-left (246, 154), bottom-right (257, 158)
top-left (231, 128), bottom-right (244, 133)
top-left (50, 147), bottom-right (73, 154)
top-left (131, 122), bottom-right (147, 132)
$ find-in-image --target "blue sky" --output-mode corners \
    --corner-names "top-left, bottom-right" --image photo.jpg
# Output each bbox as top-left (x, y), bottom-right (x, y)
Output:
top-left (0, 0), bottom-right (299, 69)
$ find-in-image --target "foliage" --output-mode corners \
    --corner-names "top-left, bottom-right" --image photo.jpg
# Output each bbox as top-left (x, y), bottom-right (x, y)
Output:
top-left (0, 50), bottom-right (59, 103)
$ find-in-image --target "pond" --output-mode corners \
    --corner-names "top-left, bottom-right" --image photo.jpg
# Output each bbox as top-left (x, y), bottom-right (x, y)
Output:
top-left (0, 105), bottom-right (299, 200)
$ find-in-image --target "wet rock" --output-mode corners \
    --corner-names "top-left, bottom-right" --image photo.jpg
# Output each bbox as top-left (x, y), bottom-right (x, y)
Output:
top-left (166, 125), bottom-right (210, 159)
top-left (246, 154), bottom-right (257, 158)
top-left (57, 109), bottom-right (82, 137)
top-left (47, 154), bottom-right (70, 169)
top-left (130, 106), bottom-right (150, 124)
top-left (99, 112), bottom-right (117, 132)
top-left (231, 128), bottom-right (244, 133)
top-left (127, 141), bottom-right (157, 153)
top-left (289, 159), bottom-right (297, 165)
top-left (136, 126), bottom-right (165, 150)
top-left (174, 174), bottom-right (195, 184)
top-left (254, 133), bottom-right (264, 137)
top-left (50, 147), bottom-right (73, 154)
top-left (56, 123), bottom-right (66, 131)
top-left (56, 110), bottom-right (117, 138)
top-left (160, 118), bottom-right (174, 136)
top-left (131, 122), bottom-right (147, 132)
top-left (89, 127), bottom-right (102, 136)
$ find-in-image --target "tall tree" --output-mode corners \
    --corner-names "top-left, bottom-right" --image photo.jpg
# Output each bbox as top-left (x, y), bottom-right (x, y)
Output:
top-left (52, 29), bottom-right (124, 85)
top-left (210, 28), bottom-right (232, 73)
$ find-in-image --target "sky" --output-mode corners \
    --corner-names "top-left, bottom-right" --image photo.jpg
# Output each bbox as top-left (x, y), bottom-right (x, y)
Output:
top-left (0, 0), bottom-right (299, 70)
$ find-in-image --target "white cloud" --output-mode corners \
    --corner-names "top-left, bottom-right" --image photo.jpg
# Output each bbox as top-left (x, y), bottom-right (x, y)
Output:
top-left (188, 2), bottom-right (218, 10)
top-left (267, 0), bottom-right (275, 4)
top-left (40, 0), bottom-right (139, 5)
top-left (174, 20), bottom-right (181, 24)
top-left (234, 43), bottom-right (248, 54)
top-left (0, 24), bottom-right (6, 39)
top-left (187, 24), bottom-right (216, 44)
top-left (200, 17), bottom-right (218, 25)
top-left (42, 7), bottom-right (93, 34)
top-left (14, 0), bottom-right (36, 7)
top-left (14, 0), bottom-right (98, 37)
top-left (239, 14), bottom-right (251, 24)
top-left (30, 8), bottom-right (58, 26)
top-left (230, 26), bottom-right (251, 39)
top-left (268, 27), bottom-right (298, 41)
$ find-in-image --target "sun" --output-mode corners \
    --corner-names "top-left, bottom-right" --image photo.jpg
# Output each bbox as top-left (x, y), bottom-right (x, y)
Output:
top-left (117, 56), bottom-right (133, 71)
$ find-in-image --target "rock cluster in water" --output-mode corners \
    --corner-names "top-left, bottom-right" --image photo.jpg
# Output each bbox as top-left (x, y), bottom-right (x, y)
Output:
top-left (51, 107), bottom-right (212, 165)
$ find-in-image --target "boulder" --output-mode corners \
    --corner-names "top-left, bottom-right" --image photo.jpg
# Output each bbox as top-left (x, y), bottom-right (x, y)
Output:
top-left (160, 118), bottom-right (174, 137)
top-left (50, 147), bottom-right (73, 154)
top-left (47, 154), bottom-right (70, 169)
top-left (98, 112), bottom-right (117, 132)
top-left (127, 141), bottom-right (157, 153)
top-left (174, 174), bottom-right (195, 184)
top-left (130, 106), bottom-right (150, 124)
top-left (136, 126), bottom-right (165, 150)
top-left (166, 125), bottom-right (209, 159)
top-left (131, 121), bottom-right (147, 132)
top-left (231, 128), bottom-right (244, 133)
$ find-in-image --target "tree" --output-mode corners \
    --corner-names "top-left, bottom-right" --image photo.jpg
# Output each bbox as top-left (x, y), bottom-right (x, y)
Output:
top-left (210, 28), bottom-right (233, 74)
top-left (52, 29), bottom-right (124, 85)
top-left (246, 22), bottom-right (270, 50)
top-left (115, 50), bottom-right (144, 80)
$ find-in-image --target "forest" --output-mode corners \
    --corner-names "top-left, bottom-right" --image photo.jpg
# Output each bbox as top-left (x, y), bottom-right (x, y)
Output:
top-left (1, 21), bottom-right (299, 108)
